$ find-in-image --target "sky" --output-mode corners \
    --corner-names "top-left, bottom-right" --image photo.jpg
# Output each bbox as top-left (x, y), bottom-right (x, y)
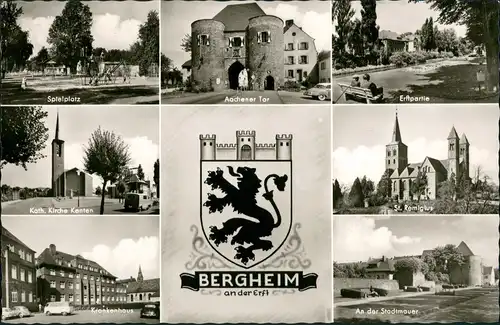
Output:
top-left (162, 0), bottom-right (331, 68)
top-left (2, 215), bottom-right (159, 279)
top-left (17, 0), bottom-right (159, 58)
top-left (2, 106), bottom-right (159, 189)
top-left (333, 0), bottom-right (467, 38)
top-left (334, 215), bottom-right (499, 268)
top-left (332, 104), bottom-right (499, 186)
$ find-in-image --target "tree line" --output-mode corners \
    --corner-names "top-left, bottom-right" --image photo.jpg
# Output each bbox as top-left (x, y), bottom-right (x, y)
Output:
top-left (0, 106), bottom-right (161, 215)
top-left (0, 0), bottom-right (159, 76)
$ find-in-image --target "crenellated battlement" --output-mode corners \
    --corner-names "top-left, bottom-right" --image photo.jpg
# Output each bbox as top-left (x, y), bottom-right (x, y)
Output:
top-left (256, 143), bottom-right (275, 149)
top-left (236, 130), bottom-right (256, 137)
top-left (217, 143), bottom-right (237, 149)
top-left (200, 134), bottom-right (216, 140)
top-left (276, 134), bottom-right (293, 140)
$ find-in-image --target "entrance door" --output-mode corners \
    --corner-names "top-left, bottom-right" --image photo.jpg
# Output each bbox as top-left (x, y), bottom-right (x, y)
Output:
top-left (240, 144), bottom-right (252, 160)
top-left (264, 75), bottom-right (275, 90)
top-left (228, 61), bottom-right (245, 89)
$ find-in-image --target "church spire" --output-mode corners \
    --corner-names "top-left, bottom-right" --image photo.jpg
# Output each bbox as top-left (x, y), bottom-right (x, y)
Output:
top-left (392, 109), bottom-right (402, 142)
top-left (137, 265), bottom-right (144, 282)
top-left (55, 110), bottom-right (60, 140)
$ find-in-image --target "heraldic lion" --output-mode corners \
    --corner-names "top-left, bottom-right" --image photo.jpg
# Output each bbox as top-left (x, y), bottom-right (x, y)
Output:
top-left (203, 166), bottom-right (288, 265)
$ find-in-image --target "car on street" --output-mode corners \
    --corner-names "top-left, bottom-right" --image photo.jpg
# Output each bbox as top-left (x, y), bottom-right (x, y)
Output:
top-left (140, 302), bottom-right (160, 319)
top-left (13, 306), bottom-right (32, 318)
top-left (2, 307), bottom-right (20, 320)
top-left (303, 83), bottom-right (331, 101)
top-left (44, 301), bottom-right (74, 316)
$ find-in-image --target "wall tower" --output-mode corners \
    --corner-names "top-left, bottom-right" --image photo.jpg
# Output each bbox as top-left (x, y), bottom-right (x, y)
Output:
top-left (275, 134), bottom-right (292, 160)
top-left (236, 130), bottom-right (256, 160)
top-left (447, 126), bottom-right (460, 179)
top-left (200, 134), bottom-right (216, 160)
top-left (385, 111), bottom-right (408, 172)
top-left (51, 112), bottom-right (65, 197)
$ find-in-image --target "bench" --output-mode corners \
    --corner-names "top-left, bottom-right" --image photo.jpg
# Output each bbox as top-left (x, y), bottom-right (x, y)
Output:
top-left (338, 83), bottom-right (383, 104)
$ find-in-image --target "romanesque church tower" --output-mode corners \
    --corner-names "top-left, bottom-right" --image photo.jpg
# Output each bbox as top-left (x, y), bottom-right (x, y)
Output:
top-left (459, 133), bottom-right (470, 179)
top-left (51, 112), bottom-right (65, 197)
top-left (385, 111), bottom-right (408, 173)
top-left (447, 126), bottom-right (460, 179)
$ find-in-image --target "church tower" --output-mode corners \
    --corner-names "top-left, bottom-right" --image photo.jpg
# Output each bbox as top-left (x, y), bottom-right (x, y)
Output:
top-left (447, 126), bottom-right (460, 180)
top-left (459, 133), bottom-right (470, 179)
top-left (385, 111), bottom-right (408, 172)
top-left (137, 265), bottom-right (144, 282)
top-left (51, 112), bottom-right (65, 197)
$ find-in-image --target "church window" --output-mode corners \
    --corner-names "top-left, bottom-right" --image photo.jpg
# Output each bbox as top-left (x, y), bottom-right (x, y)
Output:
top-left (392, 149), bottom-right (396, 155)
top-left (388, 151), bottom-right (391, 156)
top-left (393, 159), bottom-right (395, 164)
top-left (387, 160), bottom-right (390, 165)
top-left (449, 143), bottom-right (455, 150)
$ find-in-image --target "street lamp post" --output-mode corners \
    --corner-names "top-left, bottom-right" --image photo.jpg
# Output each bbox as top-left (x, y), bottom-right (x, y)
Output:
top-left (76, 170), bottom-right (81, 207)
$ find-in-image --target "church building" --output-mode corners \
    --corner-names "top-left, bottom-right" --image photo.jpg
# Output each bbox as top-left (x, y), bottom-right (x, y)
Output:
top-left (385, 112), bottom-right (470, 201)
top-left (51, 113), bottom-right (93, 198)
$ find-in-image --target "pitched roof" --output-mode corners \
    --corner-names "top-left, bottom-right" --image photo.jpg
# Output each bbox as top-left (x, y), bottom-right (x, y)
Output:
top-left (212, 3), bottom-right (266, 31)
top-left (318, 51), bottom-right (331, 61)
top-left (379, 30), bottom-right (402, 41)
top-left (127, 278), bottom-right (160, 294)
top-left (460, 133), bottom-right (469, 144)
top-left (181, 60), bottom-right (191, 68)
top-left (447, 126), bottom-right (459, 139)
top-left (392, 112), bottom-right (402, 143)
top-left (37, 247), bottom-right (116, 278)
top-left (456, 241), bottom-right (474, 256)
top-left (483, 266), bottom-right (493, 275)
top-left (2, 227), bottom-right (35, 253)
top-left (424, 157), bottom-right (448, 175)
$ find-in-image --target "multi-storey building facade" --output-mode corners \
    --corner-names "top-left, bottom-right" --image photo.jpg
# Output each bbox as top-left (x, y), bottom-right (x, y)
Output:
top-left (1, 227), bottom-right (37, 309)
top-left (283, 19), bottom-right (318, 83)
top-left (36, 244), bottom-right (125, 305)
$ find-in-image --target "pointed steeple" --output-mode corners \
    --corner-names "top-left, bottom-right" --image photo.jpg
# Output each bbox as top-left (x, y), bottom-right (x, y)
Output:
top-left (137, 265), bottom-right (144, 282)
top-left (460, 133), bottom-right (469, 144)
top-left (447, 126), bottom-right (459, 140)
top-left (55, 110), bottom-right (60, 140)
top-left (392, 109), bottom-right (402, 142)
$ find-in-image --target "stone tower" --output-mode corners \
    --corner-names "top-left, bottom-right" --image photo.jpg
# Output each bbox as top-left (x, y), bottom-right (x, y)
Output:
top-left (137, 265), bottom-right (144, 282)
top-left (385, 111), bottom-right (408, 172)
top-left (276, 134), bottom-right (292, 160)
top-left (447, 126), bottom-right (460, 179)
top-left (236, 130), bottom-right (256, 160)
top-left (200, 134), bottom-right (216, 160)
top-left (459, 133), bottom-right (470, 179)
top-left (51, 112), bottom-right (65, 197)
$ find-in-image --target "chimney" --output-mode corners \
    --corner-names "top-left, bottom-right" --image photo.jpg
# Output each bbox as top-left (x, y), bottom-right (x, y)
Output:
top-left (49, 244), bottom-right (56, 255)
top-left (285, 20), bottom-right (294, 27)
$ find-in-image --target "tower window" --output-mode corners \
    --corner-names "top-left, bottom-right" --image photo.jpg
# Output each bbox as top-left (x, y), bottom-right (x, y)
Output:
top-left (258, 31), bottom-right (271, 43)
top-left (388, 151), bottom-right (391, 157)
top-left (449, 143), bottom-right (455, 150)
top-left (198, 34), bottom-right (210, 46)
top-left (280, 142), bottom-right (283, 146)
top-left (392, 149), bottom-right (396, 155)
top-left (393, 159), bottom-right (395, 164)
top-left (241, 138), bottom-right (244, 142)
top-left (209, 142), bottom-right (212, 146)
top-left (230, 37), bottom-right (242, 47)
top-left (286, 142), bottom-right (289, 146)
top-left (387, 160), bottom-right (390, 165)
top-left (203, 142), bottom-right (206, 146)
top-left (247, 138), bottom-right (250, 141)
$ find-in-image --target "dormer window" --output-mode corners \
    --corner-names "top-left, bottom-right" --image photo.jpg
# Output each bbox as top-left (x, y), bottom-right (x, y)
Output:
top-left (197, 34), bottom-right (210, 46)
top-left (257, 31), bottom-right (271, 44)
top-left (229, 37), bottom-right (243, 48)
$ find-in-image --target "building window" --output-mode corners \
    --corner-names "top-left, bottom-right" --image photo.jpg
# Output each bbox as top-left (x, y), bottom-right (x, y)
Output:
top-left (19, 249), bottom-right (25, 260)
top-left (69, 282), bottom-right (73, 289)
top-left (27, 271), bottom-right (33, 283)
top-left (97, 285), bottom-right (100, 291)
top-left (28, 292), bottom-right (33, 302)
top-left (20, 268), bottom-right (25, 281)
top-left (50, 295), bottom-right (56, 302)
top-left (320, 61), bottom-right (326, 70)
top-left (90, 294), bottom-right (94, 301)
top-left (197, 34), bottom-right (210, 46)
top-left (83, 274), bottom-right (87, 280)
top-left (299, 56), bottom-right (308, 64)
top-left (287, 70), bottom-right (294, 78)
top-left (50, 280), bottom-right (56, 288)
top-left (84, 295), bottom-right (88, 302)
top-left (90, 275), bottom-right (94, 281)
top-left (96, 277), bottom-right (100, 282)
top-left (75, 295), bottom-right (80, 302)
top-left (76, 273), bottom-right (80, 278)
top-left (60, 294), bottom-right (65, 301)
top-left (229, 37), bottom-right (243, 47)
top-left (69, 294), bottom-right (73, 301)
top-left (50, 269), bottom-right (56, 276)
top-left (258, 31), bottom-right (270, 43)
top-left (60, 281), bottom-right (65, 289)
top-left (287, 56), bottom-right (294, 65)
top-left (26, 253), bottom-right (33, 263)
top-left (96, 296), bottom-right (100, 303)
top-left (387, 159), bottom-right (390, 164)
top-left (286, 43), bottom-right (294, 51)
top-left (393, 149), bottom-right (396, 155)
top-left (304, 71), bottom-right (308, 78)
top-left (11, 265), bottom-right (17, 279)
top-left (449, 143), bottom-right (455, 150)
top-left (299, 42), bottom-right (308, 50)
top-left (76, 283), bottom-right (80, 290)
top-left (60, 270), bottom-right (65, 277)
top-left (69, 273), bottom-right (74, 278)
top-left (111, 288), bottom-right (114, 292)
top-left (21, 290), bottom-right (26, 302)
top-left (11, 291), bottom-right (18, 303)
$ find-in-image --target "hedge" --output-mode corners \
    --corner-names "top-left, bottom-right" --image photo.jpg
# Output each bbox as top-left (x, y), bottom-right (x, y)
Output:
top-left (340, 288), bottom-right (367, 299)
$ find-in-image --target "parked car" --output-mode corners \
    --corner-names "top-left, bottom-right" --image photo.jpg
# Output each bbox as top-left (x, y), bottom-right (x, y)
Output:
top-left (2, 307), bottom-right (20, 320)
top-left (303, 83), bottom-right (331, 101)
top-left (140, 302), bottom-right (160, 319)
top-left (13, 306), bottom-right (32, 318)
top-left (124, 192), bottom-right (154, 212)
top-left (44, 301), bottom-right (74, 316)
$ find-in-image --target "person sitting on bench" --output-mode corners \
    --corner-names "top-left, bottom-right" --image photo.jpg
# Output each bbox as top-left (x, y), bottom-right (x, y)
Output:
top-left (362, 74), bottom-right (383, 97)
top-left (350, 75), bottom-right (360, 87)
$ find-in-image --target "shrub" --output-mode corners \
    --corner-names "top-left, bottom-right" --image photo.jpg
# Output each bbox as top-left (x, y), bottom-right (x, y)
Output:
top-left (389, 52), bottom-right (407, 67)
top-left (372, 288), bottom-right (389, 296)
top-left (340, 288), bottom-right (367, 299)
